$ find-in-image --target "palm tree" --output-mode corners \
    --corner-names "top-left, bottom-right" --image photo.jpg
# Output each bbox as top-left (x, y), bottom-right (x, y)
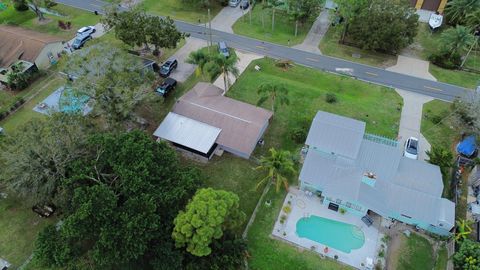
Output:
top-left (439, 25), bottom-right (475, 57)
top-left (256, 82), bottom-right (290, 113)
top-left (455, 219), bottom-right (474, 242)
top-left (207, 53), bottom-right (239, 94)
top-left (256, 148), bottom-right (296, 192)
top-left (186, 49), bottom-right (209, 77)
top-left (445, 0), bottom-right (480, 25)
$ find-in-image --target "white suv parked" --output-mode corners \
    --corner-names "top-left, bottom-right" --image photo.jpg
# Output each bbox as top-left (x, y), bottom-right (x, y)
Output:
top-left (76, 26), bottom-right (96, 36)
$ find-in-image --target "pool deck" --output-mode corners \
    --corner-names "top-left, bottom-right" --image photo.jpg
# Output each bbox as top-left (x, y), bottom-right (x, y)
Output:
top-left (272, 187), bottom-right (383, 269)
top-left (33, 86), bottom-right (92, 116)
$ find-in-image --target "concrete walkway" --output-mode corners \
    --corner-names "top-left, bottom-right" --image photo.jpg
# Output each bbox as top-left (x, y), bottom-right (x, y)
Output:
top-left (387, 56), bottom-right (437, 161)
top-left (210, 5), bottom-right (250, 34)
top-left (168, 37), bottom-right (207, 83)
top-left (293, 9), bottom-right (330, 54)
top-left (213, 50), bottom-right (263, 92)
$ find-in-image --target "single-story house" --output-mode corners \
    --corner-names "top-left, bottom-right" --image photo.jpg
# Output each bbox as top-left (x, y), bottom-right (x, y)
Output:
top-left (154, 82), bottom-right (273, 160)
top-left (0, 25), bottom-right (64, 70)
top-left (411, 0), bottom-right (448, 12)
top-left (299, 111), bottom-right (455, 236)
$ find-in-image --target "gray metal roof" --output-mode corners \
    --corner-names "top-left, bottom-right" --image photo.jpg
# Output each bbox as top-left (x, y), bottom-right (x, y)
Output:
top-left (305, 111), bottom-right (366, 159)
top-left (153, 112), bottom-right (221, 154)
top-left (300, 111), bottom-right (455, 230)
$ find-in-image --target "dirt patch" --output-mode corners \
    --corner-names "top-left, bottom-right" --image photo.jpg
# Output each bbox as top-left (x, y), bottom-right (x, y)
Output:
top-left (386, 233), bottom-right (406, 270)
top-left (35, 18), bottom-right (52, 25)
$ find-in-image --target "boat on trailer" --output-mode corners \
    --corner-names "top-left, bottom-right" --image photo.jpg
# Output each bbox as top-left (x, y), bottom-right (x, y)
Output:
top-left (429, 13), bottom-right (443, 30)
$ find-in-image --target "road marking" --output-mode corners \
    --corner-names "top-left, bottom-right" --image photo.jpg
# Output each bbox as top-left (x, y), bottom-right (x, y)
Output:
top-left (424, 86), bottom-right (442, 91)
top-left (255, 45), bottom-right (267, 50)
top-left (365, 71), bottom-right (378, 76)
top-left (306, 57), bottom-right (319, 62)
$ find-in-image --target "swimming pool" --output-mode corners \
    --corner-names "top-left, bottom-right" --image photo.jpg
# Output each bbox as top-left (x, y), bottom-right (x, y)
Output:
top-left (59, 87), bottom-right (89, 113)
top-left (296, 215), bottom-right (365, 253)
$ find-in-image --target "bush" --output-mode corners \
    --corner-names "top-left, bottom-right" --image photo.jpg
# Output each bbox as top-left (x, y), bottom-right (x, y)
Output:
top-left (430, 114), bottom-right (443, 124)
top-left (428, 51), bottom-right (461, 70)
top-left (13, 0), bottom-right (29, 11)
top-left (290, 127), bottom-right (308, 144)
top-left (58, 20), bottom-right (67, 30)
top-left (283, 205), bottom-right (291, 214)
top-left (325, 93), bottom-right (338, 104)
top-left (339, 208), bottom-right (346, 214)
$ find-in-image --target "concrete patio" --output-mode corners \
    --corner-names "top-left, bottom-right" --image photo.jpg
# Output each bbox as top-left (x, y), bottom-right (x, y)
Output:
top-left (272, 188), bottom-right (384, 269)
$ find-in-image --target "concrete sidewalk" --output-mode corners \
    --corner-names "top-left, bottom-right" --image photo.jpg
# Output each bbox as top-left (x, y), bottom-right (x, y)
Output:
top-left (293, 9), bottom-right (330, 54)
top-left (213, 50), bottom-right (262, 92)
top-left (387, 56), bottom-right (437, 161)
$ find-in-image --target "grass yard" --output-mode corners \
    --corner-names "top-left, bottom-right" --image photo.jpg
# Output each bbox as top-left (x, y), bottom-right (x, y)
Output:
top-left (396, 233), bottom-right (435, 270)
top-left (0, 74), bottom-right (64, 133)
top-left (0, 2), bottom-right (99, 39)
top-left (429, 65), bottom-right (479, 90)
top-left (233, 5), bottom-right (313, 46)
top-left (142, 0), bottom-right (223, 23)
top-left (228, 58), bottom-right (402, 154)
top-left (434, 244), bottom-right (448, 270)
top-left (319, 24), bottom-right (397, 68)
top-left (0, 195), bottom-right (55, 268)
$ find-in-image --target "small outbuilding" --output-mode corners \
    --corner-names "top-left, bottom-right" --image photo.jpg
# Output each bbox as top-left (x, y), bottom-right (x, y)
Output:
top-left (154, 82), bottom-right (273, 160)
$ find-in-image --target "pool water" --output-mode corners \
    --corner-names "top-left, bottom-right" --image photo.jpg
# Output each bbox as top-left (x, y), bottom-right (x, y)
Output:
top-left (296, 215), bottom-right (365, 253)
top-left (59, 87), bottom-right (89, 113)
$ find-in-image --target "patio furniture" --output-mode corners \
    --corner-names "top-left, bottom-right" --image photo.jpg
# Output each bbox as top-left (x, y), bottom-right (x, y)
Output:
top-left (38, 103), bottom-right (48, 109)
top-left (361, 215), bottom-right (374, 227)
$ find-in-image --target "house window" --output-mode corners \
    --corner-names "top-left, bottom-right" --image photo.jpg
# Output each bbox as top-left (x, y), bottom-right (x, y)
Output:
top-left (401, 214), bottom-right (412, 219)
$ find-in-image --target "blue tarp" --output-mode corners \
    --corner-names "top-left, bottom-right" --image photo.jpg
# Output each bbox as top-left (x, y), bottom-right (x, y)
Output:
top-left (457, 135), bottom-right (477, 156)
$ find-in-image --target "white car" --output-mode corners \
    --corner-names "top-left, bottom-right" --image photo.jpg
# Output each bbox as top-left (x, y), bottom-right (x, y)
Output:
top-left (76, 26), bottom-right (96, 36)
top-left (229, 0), bottom-right (240, 7)
top-left (404, 137), bottom-right (419, 160)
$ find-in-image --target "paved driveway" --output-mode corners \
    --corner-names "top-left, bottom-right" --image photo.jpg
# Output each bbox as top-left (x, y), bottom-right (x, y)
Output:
top-left (168, 37), bottom-right (207, 83)
top-left (210, 5), bottom-right (250, 33)
top-left (387, 56), bottom-right (437, 161)
top-left (293, 9), bottom-right (330, 54)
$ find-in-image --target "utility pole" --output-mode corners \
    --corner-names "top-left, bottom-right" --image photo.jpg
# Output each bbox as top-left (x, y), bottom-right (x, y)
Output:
top-left (272, 8), bottom-right (275, 32)
top-left (461, 30), bottom-right (479, 68)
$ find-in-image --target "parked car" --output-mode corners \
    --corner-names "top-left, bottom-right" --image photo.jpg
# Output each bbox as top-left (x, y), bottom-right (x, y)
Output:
top-left (32, 204), bottom-right (56, 218)
top-left (240, 0), bottom-right (250, 9)
top-left (218, 41), bottom-right (230, 58)
top-left (404, 137), bottom-right (419, 160)
top-left (159, 59), bottom-right (178, 77)
top-left (156, 78), bottom-right (177, 96)
top-left (77, 26), bottom-right (96, 36)
top-left (72, 33), bottom-right (92, 49)
top-left (229, 0), bottom-right (240, 7)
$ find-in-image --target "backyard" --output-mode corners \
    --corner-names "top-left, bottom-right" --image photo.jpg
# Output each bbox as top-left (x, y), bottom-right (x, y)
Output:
top-left (387, 233), bottom-right (437, 270)
top-left (233, 5), bottom-right (313, 46)
top-left (0, 1), bottom-right (99, 39)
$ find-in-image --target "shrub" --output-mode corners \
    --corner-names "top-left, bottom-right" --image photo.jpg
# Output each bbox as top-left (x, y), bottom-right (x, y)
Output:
top-left (66, 21), bottom-right (72, 29)
top-left (378, 249), bottom-right (384, 257)
top-left (58, 20), bottom-right (66, 30)
top-left (283, 205), bottom-right (291, 214)
top-left (325, 93), bottom-right (338, 104)
top-left (339, 208), bottom-right (346, 214)
top-left (428, 51), bottom-right (461, 70)
top-left (13, 0), bottom-right (29, 11)
top-left (290, 127), bottom-right (308, 144)
top-left (279, 214), bottom-right (287, 224)
top-left (430, 114), bottom-right (443, 124)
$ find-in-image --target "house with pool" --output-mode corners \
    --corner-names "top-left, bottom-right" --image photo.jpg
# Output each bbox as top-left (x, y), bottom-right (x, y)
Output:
top-left (299, 111), bottom-right (455, 236)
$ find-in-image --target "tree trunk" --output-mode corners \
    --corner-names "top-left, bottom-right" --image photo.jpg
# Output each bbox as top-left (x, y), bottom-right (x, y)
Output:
top-left (223, 70), bottom-right (228, 95)
top-left (295, 20), bottom-right (298, 37)
top-left (340, 22), bottom-right (349, 44)
top-left (271, 8), bottom-right (275, 32)
top-left (32, 5), bottom-right (45, 21)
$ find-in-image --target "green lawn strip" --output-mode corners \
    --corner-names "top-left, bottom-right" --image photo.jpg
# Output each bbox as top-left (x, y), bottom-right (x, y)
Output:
top-left (429, 65), bottom-right (479, 90)
top-left (0, 196), bottom-right (55, 268)
top-left (228, 58), bottom-right (401, 154)
top-left (0, 2), bottom-right (99, 39)
top-left (232, 6), bottom-right (312, 46)
top-left (397, 233), bottom-right (434, 270)
top-left (319, 24), bottom-right (396, 68)
top-left (0, 76), bottom-right (64, 132)
top-left (142, 0), bottom-right (223, 23)
top-left (434, 244), bottom-right (448, 270)
top-left (246, 188), bottom-right (352, 270)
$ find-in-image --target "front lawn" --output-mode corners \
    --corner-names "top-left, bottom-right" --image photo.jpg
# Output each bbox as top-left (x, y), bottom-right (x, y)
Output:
top-left (142, 0), bottom-right (223, 23)
top-left (228, 58), bottom-right (402, 154)
top-left (397, 233), bottom-right (435, 270)
top-left (421, 100), bottom-right (458, 152)
top-left (232, 5), bottom-right (313, 46)
top-left (0, 2), bottom-right (99, 39)
top-left (434, 244), bottom-right (448, 270)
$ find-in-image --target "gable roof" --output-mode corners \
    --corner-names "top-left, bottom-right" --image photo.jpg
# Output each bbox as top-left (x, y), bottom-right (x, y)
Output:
top-left (172, 83), bottom-right (273, 156)
top-left (306, 111), bottom-right (366, 159)
top-left (0, 25), bottom-right (63, 68)
top-left (153, 112), bottom-right (221, 154)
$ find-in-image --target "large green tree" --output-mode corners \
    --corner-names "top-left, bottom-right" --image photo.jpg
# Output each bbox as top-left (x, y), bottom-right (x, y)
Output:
top-left (172, 188), bottom-right (246, 257)
top-left (34, 131), bottom-right (201, 269)
top-left (346, 0), bottom-right (419, 53)
top-left (426, 146), bottom-right (454, 178)
top-left (445, 0), bottom-right (480, 26)
top-left (453, 239), bottom-right (480, 269)
top-left (256, 148), bottom-right (296, 192)
top-left (287, 0), bottom-right (323, 24)
top-left (0, 113), bottom-right (90, 204)
top-left (256, 82), bottom-right (290, 113)
top-left (439, 25), bottom-right (476, 57)
top-left (66, 43), bottom-right (155, 127)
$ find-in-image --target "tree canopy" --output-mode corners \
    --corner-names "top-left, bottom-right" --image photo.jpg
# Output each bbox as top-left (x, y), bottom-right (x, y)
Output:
top-left (34, 131), bottom-right (202, 268)
top-left (256, 148), bottom-right (296, 192)
top-left (172, 188), bottom-right (246, 257)
top-left (287, 0), bottom-right (323, 24)
top-left (453, 239), bottom-right (480, 269)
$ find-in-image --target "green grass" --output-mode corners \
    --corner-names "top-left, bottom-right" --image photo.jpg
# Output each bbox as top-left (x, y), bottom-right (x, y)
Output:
top-left (397, 233), bottom-right (434, 270)
top-left (429, 65), bottom-right (479, 89)
top-left (0, 2), bottom-right (100, 39)
top-left (319, 24), bottom-right (397, 68)
top-left (421, 100), bottom-right (458, 152)
top-left (246, 188), bottom-right (352, 270)
top-left (0, 196), bottom-right (55, 268)
top-left (228, 58), bottom-right (401, 154)
top-left (232, 5), bottom-right (313, 46)
top-left (141, 0), bottom-right (223, 23)
top-left (434, 244), bottom-right (448, 270)
top-left (0, 75), bottom-right (64, 133)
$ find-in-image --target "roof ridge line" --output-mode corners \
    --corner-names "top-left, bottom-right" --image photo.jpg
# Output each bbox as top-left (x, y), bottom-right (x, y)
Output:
top-left (182, 100), bottom-right (253, 124)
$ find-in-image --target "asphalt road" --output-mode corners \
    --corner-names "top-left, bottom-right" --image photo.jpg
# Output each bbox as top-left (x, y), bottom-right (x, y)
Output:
top-left (56, 0), bottom-right (475, 101)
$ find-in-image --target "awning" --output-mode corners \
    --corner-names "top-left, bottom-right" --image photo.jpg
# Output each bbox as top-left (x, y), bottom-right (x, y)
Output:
top-left (153, 112), bottom-right (221, 154)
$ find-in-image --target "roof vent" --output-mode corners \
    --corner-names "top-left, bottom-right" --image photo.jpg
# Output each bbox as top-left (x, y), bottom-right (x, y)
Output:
top-left (364, 172), bottom-right (377, 179)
